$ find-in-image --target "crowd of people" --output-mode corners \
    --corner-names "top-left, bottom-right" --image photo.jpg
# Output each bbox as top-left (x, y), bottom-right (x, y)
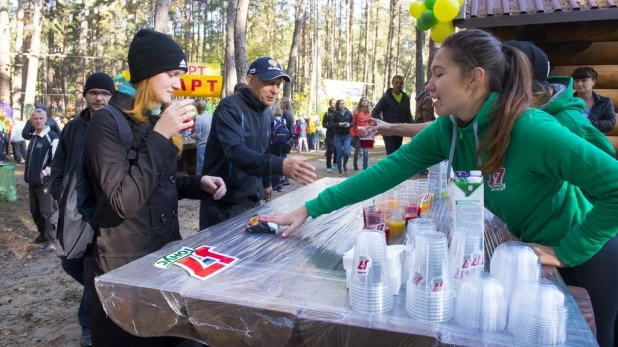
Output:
top-left (3, 26), bottom-right (616, 347)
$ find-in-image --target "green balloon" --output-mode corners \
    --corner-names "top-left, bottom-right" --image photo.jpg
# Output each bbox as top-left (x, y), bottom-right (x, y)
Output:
top-left (420, 10), bottom-right (438, 28)
top-left (416, 19), bottom-right (432, 31)
top-left (424, 0), bottom-right (437, 10)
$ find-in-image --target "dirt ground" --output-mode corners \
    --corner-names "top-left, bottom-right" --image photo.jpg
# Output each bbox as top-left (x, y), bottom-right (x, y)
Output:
top-left (0, 139), bottom-right (393, 346)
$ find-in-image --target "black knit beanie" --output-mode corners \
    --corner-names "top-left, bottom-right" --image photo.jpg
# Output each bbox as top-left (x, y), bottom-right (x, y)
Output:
top-left (83, 72), bottom-right (115, 96)
top-left (128, 29), bottom-right (188, 83)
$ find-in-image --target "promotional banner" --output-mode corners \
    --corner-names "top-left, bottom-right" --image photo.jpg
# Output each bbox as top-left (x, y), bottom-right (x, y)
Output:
top-left (174, 76), bottom-right (223, 98)
top-left (188, 63), bottom-right (221, 76)
top-left (323, 79), bottom-right (365, 100)
top-left (0, 103), bottom-right (13, 121)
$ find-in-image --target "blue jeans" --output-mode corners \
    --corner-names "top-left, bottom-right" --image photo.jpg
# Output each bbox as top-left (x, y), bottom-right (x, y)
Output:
top-left (196, 145), bottom-right (206, 174)
top-left (352, 137), bottom-right (369, 170)
top-left (334, 134), bottom-right (351, 173)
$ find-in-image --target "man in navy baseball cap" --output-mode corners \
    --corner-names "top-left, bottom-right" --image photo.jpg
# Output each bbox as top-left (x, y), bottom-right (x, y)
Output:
top-left (247, 57), bottom-right (291, 83)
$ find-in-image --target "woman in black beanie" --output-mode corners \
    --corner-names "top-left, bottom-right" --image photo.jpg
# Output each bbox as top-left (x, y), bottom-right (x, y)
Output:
top-left (84, 29), bottom-right (226, 347)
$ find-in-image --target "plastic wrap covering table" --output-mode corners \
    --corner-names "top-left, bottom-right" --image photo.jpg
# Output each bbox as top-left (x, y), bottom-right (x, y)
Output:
top-left (94, 178), bottom-right (598, 346)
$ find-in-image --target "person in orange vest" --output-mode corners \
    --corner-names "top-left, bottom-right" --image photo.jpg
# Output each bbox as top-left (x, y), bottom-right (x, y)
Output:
top-left (351, 97), bottom-right (372, 170)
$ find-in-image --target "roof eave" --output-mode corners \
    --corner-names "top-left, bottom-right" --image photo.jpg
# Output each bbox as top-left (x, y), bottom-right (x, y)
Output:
top-left (454, 8), bottom-right (618, 29)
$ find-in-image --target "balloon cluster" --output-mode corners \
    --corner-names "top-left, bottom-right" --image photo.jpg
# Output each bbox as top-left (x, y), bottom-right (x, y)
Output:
top-left (409, 0), bottom-right (461, 43)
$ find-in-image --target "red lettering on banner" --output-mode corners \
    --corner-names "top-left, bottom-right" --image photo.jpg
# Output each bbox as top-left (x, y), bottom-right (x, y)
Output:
top-left (188, 66), bottom-right (197, 74)
top-left (207, 80), bottom-right (217, 92)
top-left (179, 78), bottom-right (187, 91)
top-left (191, 79), bottom-right (202, 91)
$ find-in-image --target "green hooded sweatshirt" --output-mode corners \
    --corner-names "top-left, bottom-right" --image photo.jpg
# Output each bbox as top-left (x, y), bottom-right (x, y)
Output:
top-left (542, 76), bottom-right (615, 157)
top-left (306, 93), bottom-right (618, 267)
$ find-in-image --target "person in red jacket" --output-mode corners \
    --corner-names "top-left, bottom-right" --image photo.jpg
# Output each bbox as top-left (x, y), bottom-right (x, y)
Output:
top-left (351, 97), bottom-right (372, 170)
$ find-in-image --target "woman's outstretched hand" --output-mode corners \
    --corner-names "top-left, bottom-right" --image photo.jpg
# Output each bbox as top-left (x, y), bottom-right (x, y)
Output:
top-left (260, 206), bottom-right (310, 237)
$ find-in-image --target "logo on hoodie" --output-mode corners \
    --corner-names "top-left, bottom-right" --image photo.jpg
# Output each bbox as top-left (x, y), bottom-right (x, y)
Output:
top-left (488, 168), bottom-right (506, 192)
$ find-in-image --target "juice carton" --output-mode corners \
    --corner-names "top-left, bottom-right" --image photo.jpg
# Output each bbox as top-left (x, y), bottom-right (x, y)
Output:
top-left (450, 176), bottom-right (484, 234)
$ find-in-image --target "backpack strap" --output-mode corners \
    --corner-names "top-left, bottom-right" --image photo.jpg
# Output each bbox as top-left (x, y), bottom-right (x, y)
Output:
top-left (102, 105), bottom-right (135, 160)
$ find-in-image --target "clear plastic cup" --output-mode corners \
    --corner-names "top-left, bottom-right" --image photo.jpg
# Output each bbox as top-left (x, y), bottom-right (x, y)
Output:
top-left (449, 228), bottom-right (485, 289)
top-left (508, 279), bottom-right (568, 345)
top-left (348, 231), bottom-right (393, 313)
top-left (490, 241), bottom-right (541, 301)
top-left (402, 219), bottom-right (435, 286)
top-left (454, 272), bottom-right (508, 332)
top-left (405, 231), bottom-right (453, 322)
top-left (397, 192), bottom-right (422, 225)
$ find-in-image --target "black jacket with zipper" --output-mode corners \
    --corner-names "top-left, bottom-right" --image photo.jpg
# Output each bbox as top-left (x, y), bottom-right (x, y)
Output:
top-left (576, 92), bottom-right (616, 133)
top-left (84, 91), bottom-right (208, 274)
top-left (50, 107), bottom-right (92, 200)
top-left (24, 127), bottom-right (59, 185)
top-left (202, 87), bottom-right (284, 206)
top-left (328, 108), bottom-right (354, 136)
top-left (372, 88), bottom-right (413, 124)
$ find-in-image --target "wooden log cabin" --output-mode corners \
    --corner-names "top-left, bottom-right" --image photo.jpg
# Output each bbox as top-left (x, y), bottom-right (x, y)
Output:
top-left (454, 2), bottom-right (618, 157)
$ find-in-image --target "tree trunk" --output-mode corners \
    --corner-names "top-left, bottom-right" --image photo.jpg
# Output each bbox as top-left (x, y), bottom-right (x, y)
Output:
top-left (337, 0), bottom-right (343, 80)
top-left (12, 1), bottom-right (25, 116)
top-left (46, 1), bottom-right (55, 112)
top-left (362, 0), bottom-right (370, 91)
top-left (154, 0), bottom-right (170, 33)
top-left (371, 1), bottom-right (379, 100)
top-left (328, 0), bottom-right (334, 79)
top-left (394, 2), bottom-right (401, 75)
top-left (283, 0), bottom-right (306, 99)
top-left (223, 0), bottom-right (237, 97)
top-left (384, 0), bottom-right (397, 90)
top-left (415, 27), bottom-right (426, 96)
top-left (345, 0), bottom-right (353, 81)
top-left (427, 37), bottom-right (437, 81)
top-left (234, 0), bottom-right (249, 83)
top-left (75, 5), bottom-right (88, 114)
top-left (0, 0), bottom-right (10, 103)
top-left (24, 0), bottom-right (43, 108)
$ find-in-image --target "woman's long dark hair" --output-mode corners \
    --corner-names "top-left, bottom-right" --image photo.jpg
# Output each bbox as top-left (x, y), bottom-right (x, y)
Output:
top-left (442, 29), bottom-right (533, 175)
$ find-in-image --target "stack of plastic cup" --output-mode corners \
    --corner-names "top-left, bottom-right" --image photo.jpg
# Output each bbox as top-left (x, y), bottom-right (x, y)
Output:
top-left (508, 279), bottom-right (568, 345)
top-left (454, 272), bottom-right (508, 332)
top-left (449, 228), bottom-right (485, 289)
top-left (402, 219), bottom-right (435, 286)
top-left (490, 241), bottom-right (542, 300)
top-left (406, 231), bottom-right (454, 322)
top-left (348, 231), bottom-right (393, 313)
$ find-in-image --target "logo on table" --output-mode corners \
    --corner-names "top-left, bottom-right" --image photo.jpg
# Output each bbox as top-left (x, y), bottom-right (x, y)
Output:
top-left (488, 167), bottom-right (506, 192)
top-left (153, 246), bottom-right (238, 280)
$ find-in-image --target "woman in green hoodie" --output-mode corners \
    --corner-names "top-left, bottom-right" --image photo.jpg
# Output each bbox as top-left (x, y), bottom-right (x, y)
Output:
top-left (262, 29), bottom-right (618, 347)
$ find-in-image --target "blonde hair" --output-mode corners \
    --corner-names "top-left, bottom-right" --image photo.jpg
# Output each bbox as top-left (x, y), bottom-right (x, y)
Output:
top-left (127, 79), bottom-right (183, 154)
top-left (271, 103), bottom-right (283, 117)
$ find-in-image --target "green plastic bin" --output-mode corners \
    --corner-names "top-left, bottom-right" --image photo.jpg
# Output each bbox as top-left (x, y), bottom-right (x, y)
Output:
top-left (0, 163), bottom-right (17, 202)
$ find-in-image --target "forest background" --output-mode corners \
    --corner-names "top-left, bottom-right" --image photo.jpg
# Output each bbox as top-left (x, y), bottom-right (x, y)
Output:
top-left (0, 0), bottom-right (438, 121)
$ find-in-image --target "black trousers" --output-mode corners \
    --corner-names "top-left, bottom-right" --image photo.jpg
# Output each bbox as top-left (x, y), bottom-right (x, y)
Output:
top-left (325, 137), bottom-right (336, 169)
top-left (383, 135), bottom-right (403, 155)
top-left (28, 183), bottom-right (57, 239)
top-left (558, 235), bottom-right (618, 347)
top-left (12, 141), bottom-right (26, 162)
top-left (199, 201), bottom-right (259, 231)
top-left (61, 247), bottom-right (92, 328)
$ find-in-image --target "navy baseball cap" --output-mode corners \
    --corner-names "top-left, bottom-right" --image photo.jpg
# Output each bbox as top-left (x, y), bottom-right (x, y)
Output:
top-left (247, 57), bottom-right (291, 82)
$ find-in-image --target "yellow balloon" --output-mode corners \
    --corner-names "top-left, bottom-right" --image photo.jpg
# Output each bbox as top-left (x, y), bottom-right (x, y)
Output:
top-left (458, 0), bottom-right (464, 6)
top-left (431, 21), bottom-right (455, 44)
top-left (433, 0), bottom-right (460, 22)
top-left (409, 1), bottom-right (427, 19)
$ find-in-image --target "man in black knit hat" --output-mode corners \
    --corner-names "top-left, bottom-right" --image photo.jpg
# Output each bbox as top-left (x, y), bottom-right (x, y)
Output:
top-left (48, 72), bottom-right (114, 347)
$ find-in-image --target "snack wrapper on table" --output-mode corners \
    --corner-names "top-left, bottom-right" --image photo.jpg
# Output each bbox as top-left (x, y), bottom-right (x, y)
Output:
top-left (94, 178), bottom-right (596, 347)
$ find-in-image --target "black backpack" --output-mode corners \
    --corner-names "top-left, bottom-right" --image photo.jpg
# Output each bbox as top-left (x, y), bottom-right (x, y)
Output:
top-left (55, 105), bottom-right (140, 259)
